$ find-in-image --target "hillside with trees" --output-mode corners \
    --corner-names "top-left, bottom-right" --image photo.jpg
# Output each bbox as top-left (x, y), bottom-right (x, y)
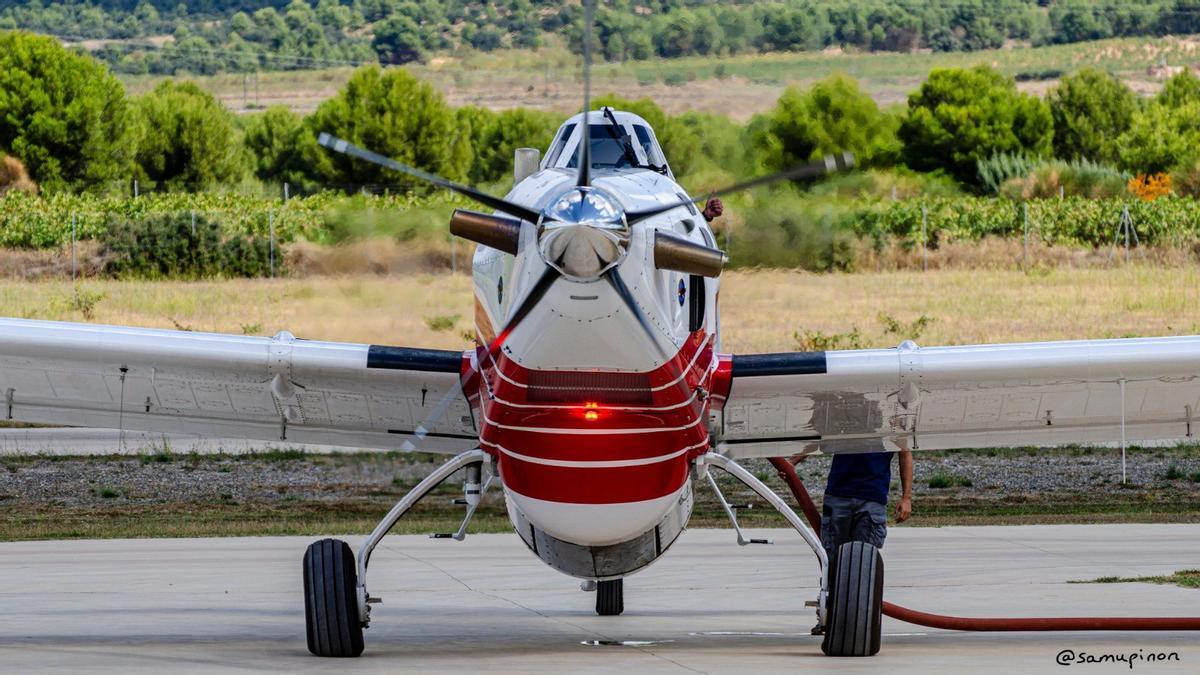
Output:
top-left (8, 29), bottom-right (1200, 274)
top-left (8, 1), bottom-right (1200, 75)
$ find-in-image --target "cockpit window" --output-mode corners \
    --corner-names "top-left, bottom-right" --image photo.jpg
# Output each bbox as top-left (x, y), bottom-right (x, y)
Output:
top-left (566, 125), bottom-right (644, 170)
top-left (634, 126), bottom-right (658, 162)
top-left (543, 123), bottom-right (575, 168)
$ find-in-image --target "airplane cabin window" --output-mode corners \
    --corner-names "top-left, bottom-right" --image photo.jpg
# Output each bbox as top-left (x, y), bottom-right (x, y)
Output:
top-left (543, 123), bottom-right (575, 168)
top-left (634, 125), bottom-right (663, 165)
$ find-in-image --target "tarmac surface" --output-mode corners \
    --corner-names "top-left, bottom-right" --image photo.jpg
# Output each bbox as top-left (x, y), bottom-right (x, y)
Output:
top-left (1, 525), bottom-right (1197, 673)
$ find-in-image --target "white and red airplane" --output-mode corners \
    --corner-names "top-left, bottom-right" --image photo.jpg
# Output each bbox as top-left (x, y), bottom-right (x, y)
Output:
top-left (2, 104), bottom-right (1199, 659)
top-left (5, 8), bottom-right (1200, 660)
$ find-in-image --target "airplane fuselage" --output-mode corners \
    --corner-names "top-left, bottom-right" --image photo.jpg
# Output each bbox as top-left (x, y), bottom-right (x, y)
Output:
top-left (468, 165), bottom-right (727, 579)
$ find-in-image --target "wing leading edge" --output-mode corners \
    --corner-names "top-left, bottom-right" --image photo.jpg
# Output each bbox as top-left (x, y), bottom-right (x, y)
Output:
top-left (0, 318), bottom-right (477, 452)
top-left (720, 336), bottom-right (1200, 459)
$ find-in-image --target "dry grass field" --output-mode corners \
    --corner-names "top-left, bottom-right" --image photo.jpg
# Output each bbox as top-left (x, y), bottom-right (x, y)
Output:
top-left (8, 265), bottom-right (1200, 353)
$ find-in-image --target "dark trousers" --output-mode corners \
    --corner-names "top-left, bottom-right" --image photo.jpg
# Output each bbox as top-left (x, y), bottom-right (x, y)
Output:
top-left (820, 494), bottom-right (887, 572)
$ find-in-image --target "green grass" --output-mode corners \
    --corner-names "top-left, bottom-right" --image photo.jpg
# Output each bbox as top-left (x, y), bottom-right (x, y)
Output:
top-left (1071, 570), bottom-right (1200, 589)
top-left (928, 473), bottom-right (973, 489)
top-left (3, 485), bottom-right (1197, 541)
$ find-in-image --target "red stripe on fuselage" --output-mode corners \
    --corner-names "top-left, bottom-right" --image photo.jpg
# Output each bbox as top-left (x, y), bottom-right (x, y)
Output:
top-left (473, 330), bottom-right (716, 504)
top-left (492, 443), bottom-right (693, 504)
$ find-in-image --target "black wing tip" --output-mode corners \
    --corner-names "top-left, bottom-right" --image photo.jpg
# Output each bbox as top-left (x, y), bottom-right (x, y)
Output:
top-left (731, 352), bottom-right (828, 377)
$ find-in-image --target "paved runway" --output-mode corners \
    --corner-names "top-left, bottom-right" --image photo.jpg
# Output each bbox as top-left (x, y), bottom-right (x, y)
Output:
top-left (1, 525), bottom-right (1197, 673)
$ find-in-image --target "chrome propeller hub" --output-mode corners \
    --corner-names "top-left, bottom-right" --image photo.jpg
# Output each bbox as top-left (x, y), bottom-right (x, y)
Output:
top-left (538, 187), bottom-right (629, 280)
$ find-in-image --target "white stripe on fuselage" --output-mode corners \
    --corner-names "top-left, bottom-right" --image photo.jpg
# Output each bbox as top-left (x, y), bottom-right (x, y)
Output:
top-left (482, 439), bottom-right (707, 467)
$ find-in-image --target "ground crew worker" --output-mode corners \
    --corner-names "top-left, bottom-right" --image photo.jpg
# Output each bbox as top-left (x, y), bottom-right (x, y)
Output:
top-left (797, 449), bottom-right (913, 634)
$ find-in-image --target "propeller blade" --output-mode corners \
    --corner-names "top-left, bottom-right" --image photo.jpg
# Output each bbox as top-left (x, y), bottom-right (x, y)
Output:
top-left (625, 151), bottom-right (855, 225)
top-left (575, 0), bottom-right (595, 187)
top-left (401, 266), bottom-right (559, 452)
top-left (317, 133), bottom-right (541, 224)
top-left (488, 266), bottom-right (560, 354)
top-left (602, 268), bottom-right (670, 363)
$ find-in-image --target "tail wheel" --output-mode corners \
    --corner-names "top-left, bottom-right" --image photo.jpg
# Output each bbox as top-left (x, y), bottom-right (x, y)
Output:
top-left (303, 538), bottom-right (365, 657)
top-left (596, 578), bottom-right (624, 616)
top-left (821, 541), bottom-right (884, 657)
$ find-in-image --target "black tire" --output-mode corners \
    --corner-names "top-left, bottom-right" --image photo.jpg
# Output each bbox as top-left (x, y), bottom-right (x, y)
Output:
top-left (303, 538), bottom-right (365, 657)
top-left (821, 541), bottom-right (883, 657)
top-left (596, 578), bottom-right (624, 616)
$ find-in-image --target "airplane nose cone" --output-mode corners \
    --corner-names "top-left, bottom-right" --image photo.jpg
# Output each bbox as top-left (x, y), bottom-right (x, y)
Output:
top-left (539, 224), bottom-right (625, 279)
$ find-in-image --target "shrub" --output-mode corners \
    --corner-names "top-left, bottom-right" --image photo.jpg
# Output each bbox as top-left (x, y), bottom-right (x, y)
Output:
top-left (0, 31), bottom-right (132, 192)
top-left (978, 153), bottom-right (1035, 194)
top-left (808, 169), bottom-right (961, 200)
top-left (303, 66), bottom-right (468, 188)
top-left (928, 473), bottom-right (972, 488)
top-left (794, 327), bottom-right (863, 351)
top-left (1048, 68), bottom-right (1137, 165)
top-left (131, 81), bottom-right (245, 191)
top-left (242, 106), bottom-right (313, 187)
top-left (101, 212), bottom-right (275, 278)
top-left (998, 159), bottom-right (1130, 200)
top-left (753, 74), bottom-right (901, 171)
top-left (0, 155), bottom-right (37, 196)
top-left (1128, 173), bottom-right (1173, 201)
top-left (1172, 160), bottom-right (1200, 198)
top-left (900, 66), bottom-right (1053, 185)
top-left (928, 473), bottom-right (954, 489)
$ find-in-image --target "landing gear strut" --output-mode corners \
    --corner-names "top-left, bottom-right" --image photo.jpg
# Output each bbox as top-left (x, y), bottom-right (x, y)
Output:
top-left (700, 451), bottom-right (849, 653)
top-left (302, 448), bottom-right (491, 658)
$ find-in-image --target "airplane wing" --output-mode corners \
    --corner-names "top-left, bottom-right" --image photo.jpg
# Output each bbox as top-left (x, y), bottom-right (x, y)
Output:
top-left (0, 318), bottom-right (477, 452)
top-left (718, 336), bottom-right (1200, 459)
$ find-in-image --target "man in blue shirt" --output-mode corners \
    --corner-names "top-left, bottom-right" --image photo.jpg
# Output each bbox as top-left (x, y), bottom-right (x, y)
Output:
top-left (821, 450), bottom-right (913, 564)
top-left (805, 449), bottom-right (912, 634)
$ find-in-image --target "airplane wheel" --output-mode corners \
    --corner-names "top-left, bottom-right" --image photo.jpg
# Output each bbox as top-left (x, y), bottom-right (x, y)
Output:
top-left (596, 578), bottom-right (624, 616)
top-left (821, 541), bottom-right (883, 657)
top-left (303, 538), bottom-right (365, 657)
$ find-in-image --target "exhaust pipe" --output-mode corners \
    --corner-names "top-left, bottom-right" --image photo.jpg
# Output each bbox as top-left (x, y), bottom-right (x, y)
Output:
top-left (654, 231), bottom-right (727, 277)
top-left (449, 209), bottom-right (522, 254)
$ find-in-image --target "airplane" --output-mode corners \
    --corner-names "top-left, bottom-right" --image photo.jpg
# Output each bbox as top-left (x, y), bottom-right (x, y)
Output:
top-left (5, 1), bottom-right (1200, 661)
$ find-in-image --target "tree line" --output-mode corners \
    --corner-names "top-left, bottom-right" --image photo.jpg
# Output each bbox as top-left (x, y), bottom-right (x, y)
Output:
top-left (8, 1), bottom-right (1200, 75)
top-left (6, 29), bottom-right (1200, 199)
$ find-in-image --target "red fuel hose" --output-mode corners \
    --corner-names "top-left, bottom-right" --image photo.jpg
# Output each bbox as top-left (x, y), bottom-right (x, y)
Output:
top-left (766, 457), bottom-right (1200, 631)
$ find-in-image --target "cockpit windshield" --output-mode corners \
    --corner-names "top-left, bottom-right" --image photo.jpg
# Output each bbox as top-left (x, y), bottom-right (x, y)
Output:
top-left (542, 111), bottom-right (674, 179)
top-left (565, 125), bottom-right (643, 170)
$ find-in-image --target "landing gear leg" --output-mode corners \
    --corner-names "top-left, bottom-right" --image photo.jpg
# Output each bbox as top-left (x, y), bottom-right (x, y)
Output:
top-left (699, 453), bottom-right (839, 648)
top-left (302, 448), bottom-right (489, 657)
